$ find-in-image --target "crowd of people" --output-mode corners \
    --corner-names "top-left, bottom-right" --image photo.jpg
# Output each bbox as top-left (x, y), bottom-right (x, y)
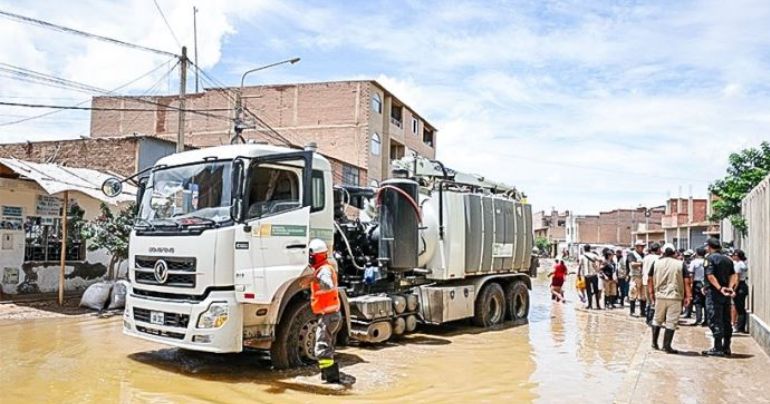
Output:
top-left (547, 238), bottom-right (749, 357)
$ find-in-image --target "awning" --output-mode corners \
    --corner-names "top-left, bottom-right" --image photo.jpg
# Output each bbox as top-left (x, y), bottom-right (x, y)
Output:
top-left (0, 158), bottom-right (136, 205)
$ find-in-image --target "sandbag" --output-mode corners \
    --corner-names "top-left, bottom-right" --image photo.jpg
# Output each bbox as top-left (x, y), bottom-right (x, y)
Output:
top-left (107, 280), bottom-right (129, 310)
top-left (80, 281), bottom-right (113, 310)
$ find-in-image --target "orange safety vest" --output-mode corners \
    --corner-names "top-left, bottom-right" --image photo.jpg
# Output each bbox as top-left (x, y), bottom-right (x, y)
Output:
top-left (310, 263), bottom-right (340, 315)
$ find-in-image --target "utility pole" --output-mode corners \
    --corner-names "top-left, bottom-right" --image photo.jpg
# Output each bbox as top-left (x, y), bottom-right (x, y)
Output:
top-left (177, 46), bottom-right (188, 152)
top-left (193, 6), bottom-right (199, 93)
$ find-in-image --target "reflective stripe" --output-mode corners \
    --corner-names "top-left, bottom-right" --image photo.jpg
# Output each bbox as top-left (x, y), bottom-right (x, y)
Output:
top-left (311, 263), bottom-right (340, 315)
top-left (318, 358), bottom-right (334, 369)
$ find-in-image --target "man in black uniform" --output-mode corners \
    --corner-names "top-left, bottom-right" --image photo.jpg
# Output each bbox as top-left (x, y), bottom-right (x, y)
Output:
top-left (702, 238), bottom-right (737, 357)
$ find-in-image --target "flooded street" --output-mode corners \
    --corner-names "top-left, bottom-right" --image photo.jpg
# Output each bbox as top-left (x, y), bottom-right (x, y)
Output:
top-left (2, 273), bottom-right (769, 403)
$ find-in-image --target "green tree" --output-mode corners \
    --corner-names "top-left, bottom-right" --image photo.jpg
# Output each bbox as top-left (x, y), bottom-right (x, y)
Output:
top-left (535, 237), bottom-right (551, 255)
top-left (80, 202), bottom-right (135, 279)
top-left (709, 141), bottom-right (770, 235)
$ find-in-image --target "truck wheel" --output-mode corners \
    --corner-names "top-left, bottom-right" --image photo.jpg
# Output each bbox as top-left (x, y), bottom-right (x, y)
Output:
top-left (505, 281), bottom-right (529, 322)
top-left (472, 282), bottom-right (506, 327)
top-left (271, 300), bottom-right (317, 369)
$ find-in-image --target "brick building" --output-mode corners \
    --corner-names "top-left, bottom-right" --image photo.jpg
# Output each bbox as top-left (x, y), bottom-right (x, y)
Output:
top-left (661, 197), bottom-right (718, 250)
top-left (89, 80), bottom-right (438, 186)
top-left (0, 135), bottom-right (179, 178)
top-left (533, 209), bottom-right (569, 256)
top-left (566, 207), bottom-right (665, 247)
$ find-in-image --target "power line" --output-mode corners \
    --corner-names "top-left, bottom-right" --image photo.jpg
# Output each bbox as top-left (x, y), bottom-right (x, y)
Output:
top-left (153, 0), bottom-right (181, 48)
top-left (0, 9), bottom-right (177, 57)
top-left (0, 58), bottom-right (175, 127)
top-left (0, 100), bottom-right (231, 113)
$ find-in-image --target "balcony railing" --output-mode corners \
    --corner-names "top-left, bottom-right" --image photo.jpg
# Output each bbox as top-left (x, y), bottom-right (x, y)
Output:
top-left (390, 117), bottom-right (402, 129)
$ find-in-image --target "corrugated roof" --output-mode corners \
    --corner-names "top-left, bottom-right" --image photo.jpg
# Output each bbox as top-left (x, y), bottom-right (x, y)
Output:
top-left (0, 158), bottom-right (136, 205)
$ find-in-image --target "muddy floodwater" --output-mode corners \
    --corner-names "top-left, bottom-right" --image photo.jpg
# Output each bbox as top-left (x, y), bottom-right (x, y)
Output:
top-left (2, 273), bottom-right (769, 403)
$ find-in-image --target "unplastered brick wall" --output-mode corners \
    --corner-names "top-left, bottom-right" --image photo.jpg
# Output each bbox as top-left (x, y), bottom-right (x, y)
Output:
top-left (0, 138), bottom-right (139, 177)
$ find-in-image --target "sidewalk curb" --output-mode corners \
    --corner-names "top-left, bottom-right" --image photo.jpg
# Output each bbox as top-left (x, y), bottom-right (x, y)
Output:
top-left (614, 331), bottom-right (649, 404)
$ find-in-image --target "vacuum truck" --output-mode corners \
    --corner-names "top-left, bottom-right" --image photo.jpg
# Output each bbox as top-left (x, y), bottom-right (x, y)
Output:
top-left (102, 143), bottom-right (534, 369)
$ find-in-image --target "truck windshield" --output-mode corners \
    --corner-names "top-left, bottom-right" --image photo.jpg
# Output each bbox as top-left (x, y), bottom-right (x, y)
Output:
top-left (138, 161), bottom-right (232, 227)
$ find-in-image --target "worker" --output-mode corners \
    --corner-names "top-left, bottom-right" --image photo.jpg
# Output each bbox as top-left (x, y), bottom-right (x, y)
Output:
top-left (307, 239), bottom-right (343, 383)
top-left (648, 243), bottom-right (692, 353)
top-left (702, 238), bottom-right (737, 357)
top-left (642, 243), bottom-right (661, 325)
top-left (627, 240), bottom-right (646, 317)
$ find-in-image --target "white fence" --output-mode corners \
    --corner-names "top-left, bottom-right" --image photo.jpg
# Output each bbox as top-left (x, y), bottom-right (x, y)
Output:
top-left (742, 173), bottom-right (770, 335)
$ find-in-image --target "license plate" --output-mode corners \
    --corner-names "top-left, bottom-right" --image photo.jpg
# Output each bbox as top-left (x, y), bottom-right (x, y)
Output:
top-left (150, 311), bottom-right (165, 325)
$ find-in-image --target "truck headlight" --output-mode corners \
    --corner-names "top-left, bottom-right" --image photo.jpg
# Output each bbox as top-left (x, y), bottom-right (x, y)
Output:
top-left (197, 303), bottom-right (229, 329)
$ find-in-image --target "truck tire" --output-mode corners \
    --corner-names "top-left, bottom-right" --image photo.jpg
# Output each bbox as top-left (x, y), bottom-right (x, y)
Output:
top-left (270, 300), bottom-right (317, 369)
top-left (472, 282), bottom-right (506, 327)
top-left (505, 281), bottom-right (529, 322)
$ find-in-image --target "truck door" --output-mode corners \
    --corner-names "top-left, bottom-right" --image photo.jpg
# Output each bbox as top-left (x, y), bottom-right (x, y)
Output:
top-left (234, 152), bottom-right (313, 304)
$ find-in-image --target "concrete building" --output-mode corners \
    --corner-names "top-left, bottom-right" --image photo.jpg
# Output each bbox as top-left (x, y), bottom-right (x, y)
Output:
top-left (631, 223), bottom-right (665, 245)
top-left (533, 209), bottom-right (568, 256)
top-left (566, 207), bottom-right (665, 247)
top-left (89, 80), bottom-right (438, 186)
top-left (0, 135), bottom-right (180, 179)
top-left (661, 197), bottom-right (718, 250)
top-left (0, 159), bottom-right (134, 296)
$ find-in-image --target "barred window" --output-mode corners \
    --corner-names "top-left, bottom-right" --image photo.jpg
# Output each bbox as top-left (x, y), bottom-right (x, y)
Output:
top-left (342, 165), bottom-right (360, 186)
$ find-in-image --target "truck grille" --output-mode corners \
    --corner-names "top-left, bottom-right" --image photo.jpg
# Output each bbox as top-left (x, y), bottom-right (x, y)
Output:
top-left (134, 256), bottom-right (197, 288)
top-left (133, 307), bottom-right (190, 328)
top-left (136, 326), bottom-right (185, 340)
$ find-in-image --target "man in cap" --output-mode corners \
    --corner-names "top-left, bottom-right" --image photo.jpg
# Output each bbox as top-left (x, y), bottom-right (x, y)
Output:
top-left (627, 240), bottom-right (646, 317)
top-left (648, 243), bottom-right (692, 352)
top-left (702, 238), bottom-right (737, 357)
top-left (642, 242), bottom-right (662, 324)
top-left (578, 244), bottom-right (602, 310)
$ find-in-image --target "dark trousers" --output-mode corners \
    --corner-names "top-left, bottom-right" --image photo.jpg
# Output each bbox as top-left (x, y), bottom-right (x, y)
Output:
top-left (617, 278), bottom-right (629, 306)
top-left (692, 281), bottom-right (705, 324)
top-left (735, 281), bottom-right (749, 332)
top-left (585, 275), bottom-right (601, 309)
top-left (706, 292), bottom-right (733, 350)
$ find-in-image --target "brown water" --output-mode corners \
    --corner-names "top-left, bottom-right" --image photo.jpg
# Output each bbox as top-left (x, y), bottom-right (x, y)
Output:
top-left (2, 273), bottom-right (768, 403)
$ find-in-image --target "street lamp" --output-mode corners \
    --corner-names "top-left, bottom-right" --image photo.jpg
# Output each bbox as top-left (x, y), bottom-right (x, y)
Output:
top-left (233, 57), bottom-right (301, 144)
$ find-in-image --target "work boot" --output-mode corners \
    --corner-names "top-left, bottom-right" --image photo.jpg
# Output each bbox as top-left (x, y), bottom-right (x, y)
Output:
top-left (651, 326), bottom-right (661, 350)
top-left (702, 338), bottom-right (725, 357)
top-left (663, 329), bottom-right (679, 354)
top-left (723, 336), bottom-right (732, 357)
top-left (639, 301), bottom-right (647, 319)
top-left (646, 309), bottom-right (655, 326)
top-left (322, 363), bottom-right (341, 384)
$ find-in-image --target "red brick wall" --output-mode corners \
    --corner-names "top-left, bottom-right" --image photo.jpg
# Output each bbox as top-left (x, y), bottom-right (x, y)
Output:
top-left (0, 138), bottom-right (139, 177)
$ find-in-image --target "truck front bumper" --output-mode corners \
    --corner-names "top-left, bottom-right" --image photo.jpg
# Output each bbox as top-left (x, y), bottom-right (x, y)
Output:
top-left (123, 289), bottom-right (244, 353)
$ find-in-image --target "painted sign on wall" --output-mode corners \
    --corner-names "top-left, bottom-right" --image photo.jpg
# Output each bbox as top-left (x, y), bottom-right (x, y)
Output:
top-left (36, 195), bottom-right (62, 217)
top-left (2, 267), bottom-right (19, 285)
top-left (2, 206), bottom-right (22, 217)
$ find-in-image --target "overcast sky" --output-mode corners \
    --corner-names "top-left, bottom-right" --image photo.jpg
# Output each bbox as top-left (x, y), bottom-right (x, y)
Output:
top-left (1, 0), bottom-right (769, 214)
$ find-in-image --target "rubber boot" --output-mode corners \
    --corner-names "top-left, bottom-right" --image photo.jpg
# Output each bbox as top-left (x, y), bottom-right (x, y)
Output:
top-left (651, 326), bottom-right (661, 350)
top-left (663, 329), bottom-right (679, 354)
top-left (322, 363), bottom-right (341, 384)
top-left (646, 308), bottom-right (655, 326)
top-left (630, 300), bottom-right (636, 316)
top-left (723, 336), bottom-right (732, 357)
top-left (639, 301), bottom-right (646, 319)
top-left (702, 337), bottom-right (725, 357)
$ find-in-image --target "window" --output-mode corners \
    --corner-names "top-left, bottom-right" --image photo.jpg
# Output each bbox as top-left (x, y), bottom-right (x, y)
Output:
top-left (390, 141), bottom-right (405, 160)
top-left (342, 165), bottom-right (360, 186)
top-left (423, 127), bottom-right (434, 147)
top-left (246, 166), bottom-right (300, 219)
top-left (390, 104), bottom-right (402, 128)
top-left (371, 133), bottom-right (381, 155)
top-left (371, 93), bottom-right (382, 114)
top-left (412, 118), bottom-right (418, 134)
top-left (311, 170), bottom-right (325, 212)
top-left (24, 205), bottom-right (85, 262)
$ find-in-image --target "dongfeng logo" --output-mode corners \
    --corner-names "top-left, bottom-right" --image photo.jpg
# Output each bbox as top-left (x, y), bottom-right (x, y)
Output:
top-left (154, 259), bottom-right (169, 284)
top-left (149, 247), bottom-right (174, 254)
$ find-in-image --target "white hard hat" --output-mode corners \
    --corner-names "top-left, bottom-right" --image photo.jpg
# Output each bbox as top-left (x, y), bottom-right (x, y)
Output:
top-left (309, 239), bottom-right (328, 254)
top-left (662, 243), bottom-right (676, 254)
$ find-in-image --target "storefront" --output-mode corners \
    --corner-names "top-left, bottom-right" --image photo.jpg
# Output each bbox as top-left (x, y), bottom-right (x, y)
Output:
top-left (0, 158), bottom-right (135, 296)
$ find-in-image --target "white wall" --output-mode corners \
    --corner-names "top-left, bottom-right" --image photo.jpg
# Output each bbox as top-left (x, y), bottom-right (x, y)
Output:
top-left (0, 178), bottom-right (127, 295)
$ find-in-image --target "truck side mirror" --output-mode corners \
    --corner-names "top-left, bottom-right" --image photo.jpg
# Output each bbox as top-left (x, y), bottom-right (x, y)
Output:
top-left (101, 177), bottom-right (123, 197)
top-left (231, 159), bottom-right (244, 222)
